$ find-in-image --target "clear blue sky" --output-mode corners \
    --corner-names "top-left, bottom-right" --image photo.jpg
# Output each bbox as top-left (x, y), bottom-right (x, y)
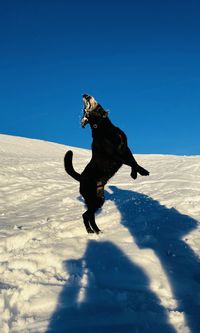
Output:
top-left (0, 0), bottom-right (200, 155)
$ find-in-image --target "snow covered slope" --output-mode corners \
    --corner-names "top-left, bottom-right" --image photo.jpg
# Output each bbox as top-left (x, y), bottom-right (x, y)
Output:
top-left (0, 134), bottom-right (200, 333)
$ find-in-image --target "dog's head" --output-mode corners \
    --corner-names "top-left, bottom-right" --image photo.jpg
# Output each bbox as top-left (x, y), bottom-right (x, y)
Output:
top-left (81, 94), bottom-right (108, 128)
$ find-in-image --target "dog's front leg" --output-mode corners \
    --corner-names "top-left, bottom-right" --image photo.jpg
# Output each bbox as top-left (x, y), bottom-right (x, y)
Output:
top-left (120, 147), bottom-right (138, 179)
top-left (121, 147), bottom-right (149, 179)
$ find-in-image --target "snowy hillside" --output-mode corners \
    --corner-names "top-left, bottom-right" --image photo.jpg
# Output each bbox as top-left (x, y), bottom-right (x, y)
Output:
top-left (0, 134), bottom-right (200, 333)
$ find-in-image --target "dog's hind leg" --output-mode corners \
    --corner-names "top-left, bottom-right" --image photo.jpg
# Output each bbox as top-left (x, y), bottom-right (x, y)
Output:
top-left (81, 206), bottom-right (99, 234)
top-left (82, 211), bottom-right (95, 233)
top-left (82, 209), bottom-right (101, 234)
top-left (86, 183), bottom-right (105, 234)
top-left (81, 179), bottom-right (105, 234)
top-left (89, 210), bottom-right (101, 234)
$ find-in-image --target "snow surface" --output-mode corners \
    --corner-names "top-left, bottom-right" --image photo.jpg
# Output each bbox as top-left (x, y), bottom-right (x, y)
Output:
top-left (0, 134), bottom-right (200, 333)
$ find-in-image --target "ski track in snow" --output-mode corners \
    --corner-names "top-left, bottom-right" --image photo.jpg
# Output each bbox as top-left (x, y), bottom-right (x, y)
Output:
top-left (0, 134), bottom-right (200, 333)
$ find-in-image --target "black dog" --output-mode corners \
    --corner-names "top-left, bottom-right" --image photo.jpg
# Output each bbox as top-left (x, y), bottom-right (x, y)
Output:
top-left (64, 94), bottom-right (149, 234)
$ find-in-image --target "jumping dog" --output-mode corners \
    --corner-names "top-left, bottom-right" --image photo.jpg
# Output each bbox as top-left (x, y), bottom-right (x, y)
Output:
top-left (64, 94), bottom-right (149, 234)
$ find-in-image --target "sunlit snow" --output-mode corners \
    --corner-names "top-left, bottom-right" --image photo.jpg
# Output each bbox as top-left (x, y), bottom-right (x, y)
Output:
top-left (0, 134), bottom-right (200, 333)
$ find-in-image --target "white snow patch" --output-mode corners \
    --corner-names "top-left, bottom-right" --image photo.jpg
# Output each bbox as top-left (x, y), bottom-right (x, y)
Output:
top-left (0, 134), bottom-right (200, 333)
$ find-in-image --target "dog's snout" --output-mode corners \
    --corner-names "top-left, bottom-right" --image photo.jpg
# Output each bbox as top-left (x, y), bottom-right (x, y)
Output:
top-left (82, 94), bottom-right (89, 99)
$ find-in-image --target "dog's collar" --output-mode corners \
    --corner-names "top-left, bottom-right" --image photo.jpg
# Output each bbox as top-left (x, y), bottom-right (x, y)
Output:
top-left (92, 114), bottom-right (107, 129)
top-left (92, 115), bottom-right (107, 129)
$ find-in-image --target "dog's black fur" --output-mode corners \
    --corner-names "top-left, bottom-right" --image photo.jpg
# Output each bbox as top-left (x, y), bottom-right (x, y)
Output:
top-left (64, 94), bottom-right (149, 234)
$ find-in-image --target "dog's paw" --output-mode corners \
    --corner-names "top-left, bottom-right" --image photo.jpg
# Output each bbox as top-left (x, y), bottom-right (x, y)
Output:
top-left (137, 165), bottom-right (150, 176)
top-left (95, 229), bottom-right (103, 235)
top-left (131, 170), bottom-right (137, 180)
top-left (86, 227), bottom-right (95, 234)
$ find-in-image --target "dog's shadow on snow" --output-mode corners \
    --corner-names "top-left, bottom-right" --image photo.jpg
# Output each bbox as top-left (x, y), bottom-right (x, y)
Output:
top-left (107, 186), bottom-right (200, 333)
top-left (46, 186), bottom-right (200, 333)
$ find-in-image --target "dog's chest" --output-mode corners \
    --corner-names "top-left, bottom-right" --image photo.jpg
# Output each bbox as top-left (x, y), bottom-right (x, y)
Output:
top-left (92, 128), bottom-right (124, 154)
top-left (92, 136), bottom-right (116, 155)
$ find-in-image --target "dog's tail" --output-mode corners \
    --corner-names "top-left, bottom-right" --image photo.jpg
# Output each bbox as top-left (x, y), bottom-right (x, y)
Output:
top-left (64, 150), bottom-right (81, 182)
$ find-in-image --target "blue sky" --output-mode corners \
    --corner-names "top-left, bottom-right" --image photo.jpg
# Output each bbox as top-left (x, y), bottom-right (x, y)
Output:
top-left (0, 0), bottom-right (200, 155)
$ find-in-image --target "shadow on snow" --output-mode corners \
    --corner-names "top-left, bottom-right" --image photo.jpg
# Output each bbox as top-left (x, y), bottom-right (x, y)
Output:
top-left (46, 186), bottom-right (200, 333)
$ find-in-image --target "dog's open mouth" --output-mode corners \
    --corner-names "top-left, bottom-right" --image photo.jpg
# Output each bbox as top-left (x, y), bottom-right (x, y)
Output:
top-left (81, 94), bottom-right (96, 128)
top-left (82, 94), bottom-right (91, 111)
top-left (81, 102), bottom-right (89, 128)
top-left (81, 114), bottom-right (89, 128)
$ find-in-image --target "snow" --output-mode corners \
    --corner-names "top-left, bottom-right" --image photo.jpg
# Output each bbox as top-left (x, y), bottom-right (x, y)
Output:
top-left (0, 133), bottom-right (200, 333)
